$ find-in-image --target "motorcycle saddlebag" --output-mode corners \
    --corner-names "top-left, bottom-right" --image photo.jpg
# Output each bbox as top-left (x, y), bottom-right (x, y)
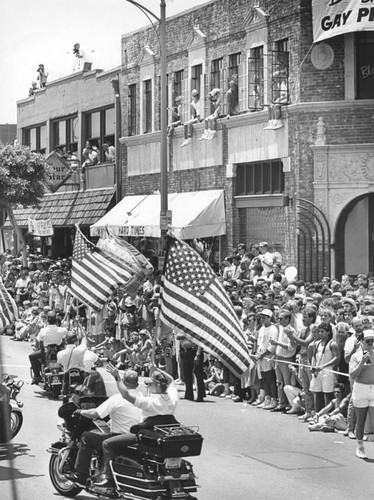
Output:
top-left (137, 425), bottom-right (203, 458)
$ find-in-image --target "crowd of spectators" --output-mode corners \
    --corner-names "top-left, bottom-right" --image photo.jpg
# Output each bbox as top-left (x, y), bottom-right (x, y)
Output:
top-left (2, 240), bottom-right (374, 459)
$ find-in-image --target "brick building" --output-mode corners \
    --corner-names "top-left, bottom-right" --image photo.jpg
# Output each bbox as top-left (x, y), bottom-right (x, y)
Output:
top-left (8, 68), bottom-right (120, 258)
top-left (12, 0), bottom-right (374, 279)
top-left (106, 0), bottom-right (373, 279)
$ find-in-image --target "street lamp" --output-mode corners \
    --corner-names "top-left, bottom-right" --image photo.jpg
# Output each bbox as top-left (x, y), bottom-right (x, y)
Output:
top-left (123, 0), bottom-right (169, 241)
top-left (111, 76), bottom-right (122, 204)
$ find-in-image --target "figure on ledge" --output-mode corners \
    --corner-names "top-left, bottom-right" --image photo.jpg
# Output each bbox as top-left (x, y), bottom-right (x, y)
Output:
top-left (226, 75), bottom-right (239, 117)
top-left (181, 89), bottom-right (203, 147)
top-left (199, 88), bottom-right (222, 141)
top-left (103, 141), bottom-right (115, 162)
top-left (36, 64), bottom-right (48, 89)
top-left (264, 66), bottom-right (288, 130)
top-left (167, 95), bottom-right (182, 139)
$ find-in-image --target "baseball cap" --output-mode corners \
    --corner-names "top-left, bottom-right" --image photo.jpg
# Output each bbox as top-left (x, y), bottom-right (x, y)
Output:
top-left (342, 297), bottom-right (357, 309)
top-left (260, 308), bottom-right (273, 317)
top-left (363, 329), bottom-right (374, 340)
top-left (191, 89), bottom-right (199, 96)
top-left (259, 241), bottom-right (268, 247)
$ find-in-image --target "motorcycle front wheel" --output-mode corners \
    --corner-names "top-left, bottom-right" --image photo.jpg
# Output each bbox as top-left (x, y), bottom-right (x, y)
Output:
top-left (10, 410), bottom-right (23, 439)
top-left (49, 454), bottom-right (82, 497)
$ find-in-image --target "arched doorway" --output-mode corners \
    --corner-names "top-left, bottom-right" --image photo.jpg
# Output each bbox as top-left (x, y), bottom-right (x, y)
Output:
top-left (335, 194), bottom-right (374, 278)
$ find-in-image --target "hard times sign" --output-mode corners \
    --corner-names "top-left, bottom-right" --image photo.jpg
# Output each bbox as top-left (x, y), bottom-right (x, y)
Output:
top-left (313, 0), bottom-right (374, 42)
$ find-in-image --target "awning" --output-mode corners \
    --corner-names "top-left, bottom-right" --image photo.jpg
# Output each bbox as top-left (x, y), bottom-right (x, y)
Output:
top-left (2, 187), bottom-right (115, 229)
top-left (90, 190), bottom-right (226, 239)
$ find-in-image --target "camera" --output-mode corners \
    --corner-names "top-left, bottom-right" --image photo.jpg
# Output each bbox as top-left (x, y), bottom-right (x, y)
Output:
top-left (363, 350), bottom-right (371, 365)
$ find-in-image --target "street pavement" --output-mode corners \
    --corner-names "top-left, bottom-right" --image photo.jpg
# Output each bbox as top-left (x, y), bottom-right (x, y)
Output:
top-left (0, 335), bottom-right (372, 500)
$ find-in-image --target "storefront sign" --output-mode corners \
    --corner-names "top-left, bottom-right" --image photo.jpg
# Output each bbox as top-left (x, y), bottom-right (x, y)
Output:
top-left (28, 217), bottom-right (54, 236)
top-left (117, 225), bottom-right (146, 237)
top-left (312, 0), bottom-right (374, 42)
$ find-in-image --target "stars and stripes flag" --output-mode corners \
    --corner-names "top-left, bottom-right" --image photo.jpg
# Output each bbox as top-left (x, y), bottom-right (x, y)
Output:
top-left (69, 227), bottom-right (134, 311)
top-left (160, 238), bottom-right (250, 378)
top-left (0, 278), bottom-right (18, 329)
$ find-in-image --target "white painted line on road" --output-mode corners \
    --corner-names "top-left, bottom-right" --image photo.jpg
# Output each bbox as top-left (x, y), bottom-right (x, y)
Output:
top-left (0, 364), bottom-right (30, 368)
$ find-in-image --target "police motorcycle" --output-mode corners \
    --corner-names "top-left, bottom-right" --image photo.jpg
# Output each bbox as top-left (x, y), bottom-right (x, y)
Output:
top-left (0, 373), bottom-right (24, 442)
top-left (48, 396), bottom-right (203, 499)
top-left (31, 343), bottom-right (65, 399)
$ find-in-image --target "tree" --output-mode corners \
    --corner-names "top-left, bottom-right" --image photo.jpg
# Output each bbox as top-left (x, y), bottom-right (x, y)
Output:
top-left (0, 143), bottom-right (53, 264)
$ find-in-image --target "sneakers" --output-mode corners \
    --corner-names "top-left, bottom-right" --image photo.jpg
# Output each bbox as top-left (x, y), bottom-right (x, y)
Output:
top-left (263, 398), bottom-right (278, 410)
top-left (348, 431), bottom-right (356, 439)
top-left (298, 412), bottom-right (312, 422)
top-left (181, 137), bottom-right (192, 147)
top-left (257, 396), bottom-right (270, 409)
top-left (199, 130), bottom-right (209, 141)
top-left (356, 447), bottom-right (367, 460)
top-left (252, 397), bottom-right (264, 406)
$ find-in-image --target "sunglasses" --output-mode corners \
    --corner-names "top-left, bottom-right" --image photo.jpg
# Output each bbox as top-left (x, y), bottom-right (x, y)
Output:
top-left (364, 339), bottom-right (374, 344)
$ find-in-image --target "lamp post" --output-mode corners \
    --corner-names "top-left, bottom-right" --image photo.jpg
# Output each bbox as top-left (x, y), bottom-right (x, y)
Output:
top-left (111, 76), bottom-right (122, 204)
top-left (123, 0), bottom-right (169, 242)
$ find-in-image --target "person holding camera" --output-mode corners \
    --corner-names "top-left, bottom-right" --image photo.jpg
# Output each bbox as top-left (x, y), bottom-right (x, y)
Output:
top-left (36, 64), bottom-right (48, 88)
top-left (349, 329), bottom-right (374, 459)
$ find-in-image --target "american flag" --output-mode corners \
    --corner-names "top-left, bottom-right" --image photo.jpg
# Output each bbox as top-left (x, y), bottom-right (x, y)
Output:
top-left (160, 238), bottom-right (250, 378)
top-left (70, 228), bottom-right (134, 311)
top-left (0, 278), bottom-right (18, 329)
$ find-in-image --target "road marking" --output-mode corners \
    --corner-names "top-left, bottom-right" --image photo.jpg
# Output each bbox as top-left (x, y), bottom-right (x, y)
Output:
top-left (0, 364), bottom-right (30, 368)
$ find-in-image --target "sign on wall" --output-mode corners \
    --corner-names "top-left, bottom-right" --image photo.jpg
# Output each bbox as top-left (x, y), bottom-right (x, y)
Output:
top-left (312, 0), bottom-right (374, 42)
top-left (28, 217), bottom-right (54, 237)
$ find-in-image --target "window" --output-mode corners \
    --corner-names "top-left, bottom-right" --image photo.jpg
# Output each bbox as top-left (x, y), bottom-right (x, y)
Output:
top-left (143, 79), bottom-right (152, 133)
top-left (248, 46), bottom-right (264, 110)
top-left (128, 84), bottom-right (137, 136)
top-left (22, 124), bottom-right (47, 154)
top-left (191, 64), bottom-right (203, 95)
top-left (236, 160), bottom-right (284, 195)
top-left (271, 39), bottom-right (289, 104)
top-left (228, 52), bottom-right (241, 81)
top-left (211, 58), bottom-right (223, 89)
top-left (173, 70), bottom-right (183, 101)
top-left (84, 107), bottom-right (115, 162)
top-left (52, 116), bottom-right (78, 155)
top-left (356, 32), bottom-right (374, 99)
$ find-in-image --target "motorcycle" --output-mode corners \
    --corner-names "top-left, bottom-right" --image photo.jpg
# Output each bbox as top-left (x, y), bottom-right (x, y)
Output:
top-left (0, 373), bottom-right (24, 442)
top-left (48, 396), bottom-right (202, 499)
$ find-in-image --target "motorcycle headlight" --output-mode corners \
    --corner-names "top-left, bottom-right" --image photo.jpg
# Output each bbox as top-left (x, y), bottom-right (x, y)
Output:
top-left (57, 419), bottom-right (66, 432)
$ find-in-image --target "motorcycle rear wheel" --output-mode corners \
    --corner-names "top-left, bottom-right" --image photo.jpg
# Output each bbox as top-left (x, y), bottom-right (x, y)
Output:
top-left (49, 454), bottom-right (82, 497)
top-left (10, 410), bottom-right (23, 439)
top-left (51, 385), bottom-right (61, 399)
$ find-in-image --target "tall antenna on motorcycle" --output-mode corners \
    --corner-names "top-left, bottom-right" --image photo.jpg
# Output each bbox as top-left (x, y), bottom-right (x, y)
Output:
top-left (0, 336), bottom-right (19, 500)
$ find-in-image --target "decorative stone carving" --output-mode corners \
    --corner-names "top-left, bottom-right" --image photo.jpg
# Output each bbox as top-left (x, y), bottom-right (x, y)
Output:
top-left (361, 155), bottom-right (374, 181)
top-left (329, 155), bottom-right (364, 182)
top-left (314, 154), bottom-right (327, 180)
top-left (315, 190), bottom-right (327, 215)
top-left (315, 117), bottom-right (326, 146)
top-left (332, 193), bottom-right (344, 206)
top-left (311, 43), bottom-right (334, 70)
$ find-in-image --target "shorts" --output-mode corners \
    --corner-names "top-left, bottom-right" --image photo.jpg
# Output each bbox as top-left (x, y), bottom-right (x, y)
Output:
top-left (309, 370), bottom-right (336, 393)
top-left (352, 382), bottom-right (374, 408)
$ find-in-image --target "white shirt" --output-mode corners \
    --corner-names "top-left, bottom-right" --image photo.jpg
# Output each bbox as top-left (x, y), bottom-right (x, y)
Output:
top-left (257, 324), bottom-right (277, 372)
top-left (37, 324), bottom-right (67, 346)
top-left (134, 385), bottom-right (178, 419)
top-left (96, 393), bottom-right (141, 434)
top-left (57, 337), bottom-right (87, 371)
top-left (83, 350), bottom-right (99, 371)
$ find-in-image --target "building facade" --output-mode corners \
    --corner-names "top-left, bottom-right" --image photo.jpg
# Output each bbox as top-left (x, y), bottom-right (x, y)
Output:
top-left (10, 68), bottom-right (120, 258)
top-left (118, 0), bottom-right (374, 280)
top-left (11, 0), bottom-right (374, 279)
